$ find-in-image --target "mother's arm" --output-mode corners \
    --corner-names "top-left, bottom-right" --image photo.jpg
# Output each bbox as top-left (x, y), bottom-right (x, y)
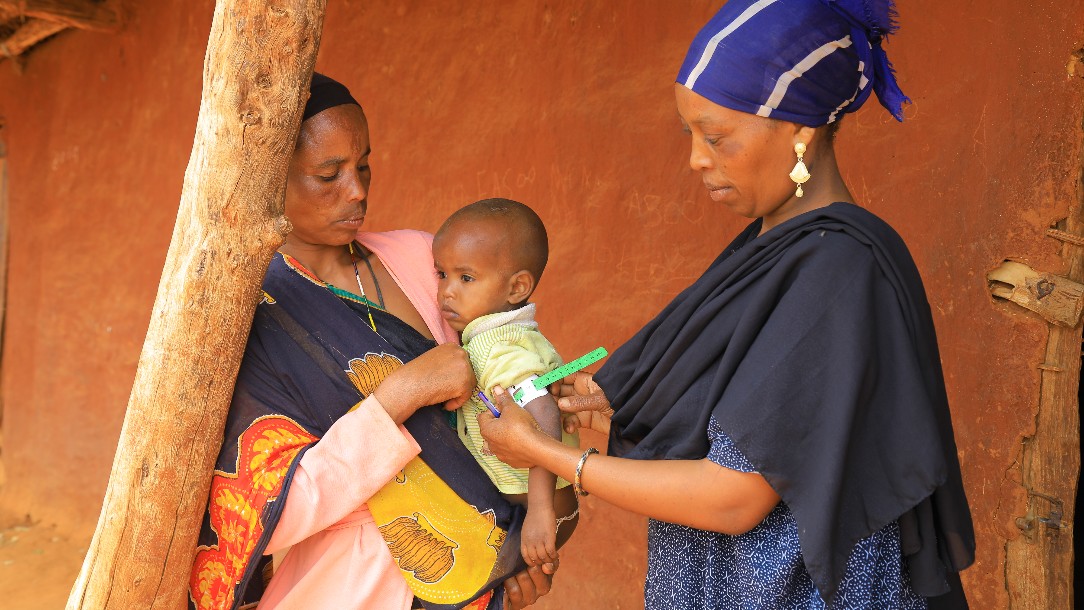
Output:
top-left (480, 385), bottom-right (780, 535)
top-left (266, 344), bottom-right (475, 552)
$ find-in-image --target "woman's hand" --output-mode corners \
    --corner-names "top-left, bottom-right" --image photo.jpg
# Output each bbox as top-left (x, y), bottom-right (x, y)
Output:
top-left (552, 372), bottom-right (613, 435)
top-left (477, 386), bottom-right (550, 469)
top-left (374, 344), bottom-right (475, 424)
top-left (503, 560), bottom-right (558, 609)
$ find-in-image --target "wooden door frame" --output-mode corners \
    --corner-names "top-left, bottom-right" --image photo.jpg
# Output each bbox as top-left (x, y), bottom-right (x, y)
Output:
top-left (1001, 149), bottom-right (1084, 606)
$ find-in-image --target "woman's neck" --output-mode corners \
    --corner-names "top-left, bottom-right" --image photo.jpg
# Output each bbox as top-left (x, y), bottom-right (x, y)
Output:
top-left (759, 146), bottom-right (853, 236)
top-left (279, 240), bottom-right (355, 281)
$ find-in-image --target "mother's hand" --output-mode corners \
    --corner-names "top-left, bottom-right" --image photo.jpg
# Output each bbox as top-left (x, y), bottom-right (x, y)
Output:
top-left (477, 386), bottom-right (550, 469)
top-left (552, 372), bottom-right (613, 435)
top-left (503, 560), bottom-right (558, 609)
top-left (374, 344), bottom-right (475, 424)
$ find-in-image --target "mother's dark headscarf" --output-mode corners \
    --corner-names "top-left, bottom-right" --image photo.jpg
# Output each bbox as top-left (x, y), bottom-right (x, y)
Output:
top-left (677, 0), bottom-right (910, 126)
top-left (303, 72), bottom-right (361, 120)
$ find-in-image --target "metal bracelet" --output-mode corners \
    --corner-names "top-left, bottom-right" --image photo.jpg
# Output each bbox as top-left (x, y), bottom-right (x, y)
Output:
top-left (574, 447), bottom-right (599, 497)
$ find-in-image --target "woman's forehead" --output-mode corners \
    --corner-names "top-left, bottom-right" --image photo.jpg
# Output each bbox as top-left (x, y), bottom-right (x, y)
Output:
top-left (296, 105), bottom-right (369, 158)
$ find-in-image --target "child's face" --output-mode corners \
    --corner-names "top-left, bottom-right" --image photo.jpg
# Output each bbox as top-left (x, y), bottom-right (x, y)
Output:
top-left (433, 221), bottom-right (520, 332)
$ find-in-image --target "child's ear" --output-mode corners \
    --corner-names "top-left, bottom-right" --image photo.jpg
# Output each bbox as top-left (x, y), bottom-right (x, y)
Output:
top-left (507, 270), bottom-right (535, 305)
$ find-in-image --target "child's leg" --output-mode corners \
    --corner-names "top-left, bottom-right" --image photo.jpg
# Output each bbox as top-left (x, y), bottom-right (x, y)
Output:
top-left (522, 466), bottom-right (558, 565)
top-left (502, 487), bottom-right (578, 548)
top-left (519, 394), bottom-right (563, 565)
top-left (553, 485), bottom-right (579, 548)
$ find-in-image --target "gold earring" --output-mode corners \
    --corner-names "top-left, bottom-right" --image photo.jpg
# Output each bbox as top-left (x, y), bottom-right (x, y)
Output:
top-left (789, 142), bottom-right (810, 197)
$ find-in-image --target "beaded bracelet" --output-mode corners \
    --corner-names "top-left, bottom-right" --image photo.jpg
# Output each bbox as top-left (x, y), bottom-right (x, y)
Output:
top-left (574, 447), bottom-right (599, 497)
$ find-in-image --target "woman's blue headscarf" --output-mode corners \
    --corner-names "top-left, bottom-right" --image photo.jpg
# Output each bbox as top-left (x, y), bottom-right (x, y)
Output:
top-left (677, 0), bottom-right (910, 126)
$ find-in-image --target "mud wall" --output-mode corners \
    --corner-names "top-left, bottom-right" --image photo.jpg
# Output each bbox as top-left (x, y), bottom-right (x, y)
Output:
top-left (0, 1), bottom-right (1081, 607)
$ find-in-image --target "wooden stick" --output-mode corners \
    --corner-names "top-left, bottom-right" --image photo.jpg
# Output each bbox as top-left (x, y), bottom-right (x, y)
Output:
top-left (0, 18), bottom-right (66, 59)
top-left (66, 1), bottom-right (326, 608)
top-left (0, 5), bottom-right (20, 22)
top-left (0, 0), bottom-right (120, 31)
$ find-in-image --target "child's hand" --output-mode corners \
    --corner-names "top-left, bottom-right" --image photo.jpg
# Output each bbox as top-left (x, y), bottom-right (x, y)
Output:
top-left (521, 506), bottom-right (559, 567)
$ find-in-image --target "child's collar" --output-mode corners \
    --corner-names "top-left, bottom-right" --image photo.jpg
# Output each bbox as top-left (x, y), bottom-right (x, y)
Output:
top-left (460, 303), bottom-right (537, 343)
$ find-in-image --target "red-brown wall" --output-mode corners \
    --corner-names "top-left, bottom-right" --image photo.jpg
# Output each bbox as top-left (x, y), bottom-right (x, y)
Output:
top-left (1, 1), bottom-right (1082, 608)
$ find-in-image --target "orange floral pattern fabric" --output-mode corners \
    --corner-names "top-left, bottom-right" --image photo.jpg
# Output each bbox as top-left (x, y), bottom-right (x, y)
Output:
top-left (190, 415), bottom-right (317, 610)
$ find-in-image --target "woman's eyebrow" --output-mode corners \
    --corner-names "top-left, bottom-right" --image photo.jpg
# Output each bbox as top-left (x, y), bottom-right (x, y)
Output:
top-left (690, 114), bottom-right (722, 126)
top-left (314, 156), bottom-right (347, 169)
top-left (314, 147), bottom-right (372, 168)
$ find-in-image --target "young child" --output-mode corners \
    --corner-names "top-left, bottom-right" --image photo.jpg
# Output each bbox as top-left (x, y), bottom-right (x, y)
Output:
top-left (432, 198), bottom-right (578, 567)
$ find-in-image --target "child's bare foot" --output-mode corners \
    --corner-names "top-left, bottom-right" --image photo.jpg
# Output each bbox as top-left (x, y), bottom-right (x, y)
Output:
top-left (521, 506), bottom-right (558, 566)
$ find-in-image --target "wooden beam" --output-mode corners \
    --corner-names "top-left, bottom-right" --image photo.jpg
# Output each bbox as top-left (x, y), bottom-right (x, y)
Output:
top-left (0, 17), bottom-right (66, 59)
top-left (0, 0), bottom-right (120, 32)
top-left (0, 133), bottom-right (7, 490)
top-left (66, 1), bottom-right (326, 608)
top-left (0, 137), bottom-right (7, 408)
top-left (0, 135), bottom-right (6, 353)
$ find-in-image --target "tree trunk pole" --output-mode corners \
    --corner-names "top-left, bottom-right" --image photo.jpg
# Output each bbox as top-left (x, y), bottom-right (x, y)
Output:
top-left (67, 1), bottom-right (326, 607)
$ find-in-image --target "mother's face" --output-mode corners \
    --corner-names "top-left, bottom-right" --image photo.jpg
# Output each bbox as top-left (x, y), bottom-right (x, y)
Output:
top-left (675, 84), bottom-right (808, 223)
top-left (284, 104), bottom-right (371, 248)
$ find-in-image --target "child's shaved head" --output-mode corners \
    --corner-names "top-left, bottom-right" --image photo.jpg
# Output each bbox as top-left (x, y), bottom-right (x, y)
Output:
top-left (436, 198), bottom-right (549, 281)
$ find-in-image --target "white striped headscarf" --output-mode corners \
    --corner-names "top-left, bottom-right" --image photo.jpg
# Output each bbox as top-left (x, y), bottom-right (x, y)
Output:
top-left (677, 0), bottom-right (909, 126)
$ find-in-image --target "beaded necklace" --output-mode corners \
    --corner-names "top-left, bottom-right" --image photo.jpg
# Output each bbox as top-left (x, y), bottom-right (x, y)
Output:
top-left (348, 241), bottom-right (385, 333)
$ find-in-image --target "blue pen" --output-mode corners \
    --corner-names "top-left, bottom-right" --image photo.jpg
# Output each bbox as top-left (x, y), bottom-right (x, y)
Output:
top-left (477, 391), bottom-right (501, 418)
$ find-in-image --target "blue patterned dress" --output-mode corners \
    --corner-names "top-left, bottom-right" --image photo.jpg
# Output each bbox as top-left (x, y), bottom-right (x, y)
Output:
top-left (644, 417), bottom-right (928, 610)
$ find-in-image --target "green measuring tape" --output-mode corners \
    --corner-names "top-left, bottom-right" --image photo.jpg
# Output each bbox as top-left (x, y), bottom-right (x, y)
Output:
top-left (534, 346), bottom-right (608, 389)
top-left (509, 347), bottom-right (609, 404)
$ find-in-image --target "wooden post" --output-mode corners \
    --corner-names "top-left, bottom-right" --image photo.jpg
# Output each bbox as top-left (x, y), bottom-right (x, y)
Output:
top-left (0, 136), bottom-right (7, 492)
top-left (0, 137), bottom-right (7, 361)
top-left (67, 1), bottom-right (326, 608)
top-left (1001, 162), bottom-right (1084, 603)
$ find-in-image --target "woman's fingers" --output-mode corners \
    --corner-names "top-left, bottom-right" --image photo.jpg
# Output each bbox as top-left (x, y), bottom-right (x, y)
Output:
top-left (443, 393), bottom-right (470, 411)
top-left (561, 412), bottom-right (580, 434)
top-left (527, 563), bottom-right (554, 598)
top-left (423, 346), bottom-right (475, 410)
top-left (400, 344), bottom-right (476, 403)
top-left (551, 371), bottom-right (592, 398)
top-left (439, 345), bottom-right (477, 399)
top-left (490, 384), bottom-right (519, 412)
top-left (560, 402), bottom-right (611, 435)
top-left (574, 372), bottom-right (603, 396)
top-left (557, 393), bottom-right (611, 414)
top-left (504, 564), bottom-right (554, 609)
top-left (376, 344), bottom-right (476, 422)
top-left (503, 570), bottom-right (531, 609)
top-left (562, 411), bottom-right (596, 434)
top-left (554, 373), bottom-right (611, 417)
top-left (477, 387), bottom-right (544, 468)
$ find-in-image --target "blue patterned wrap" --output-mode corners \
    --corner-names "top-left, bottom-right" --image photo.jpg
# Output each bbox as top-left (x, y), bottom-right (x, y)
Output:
top-left (644, 417), bottom-right (928, 609)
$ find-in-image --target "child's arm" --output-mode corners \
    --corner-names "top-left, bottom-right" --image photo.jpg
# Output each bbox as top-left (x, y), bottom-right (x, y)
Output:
top-left (520, 393), bottom-right (562, 566)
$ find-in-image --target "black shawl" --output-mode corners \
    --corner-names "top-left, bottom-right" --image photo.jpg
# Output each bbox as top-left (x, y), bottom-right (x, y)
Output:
top-left (595, 202), bottom-right (974, 607)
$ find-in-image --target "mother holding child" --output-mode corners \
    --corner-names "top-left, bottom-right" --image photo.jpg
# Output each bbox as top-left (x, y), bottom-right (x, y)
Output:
top-left (190, 0), bottom-right (975, 609)
top-left (188, 76), bottom-right (568, 609)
